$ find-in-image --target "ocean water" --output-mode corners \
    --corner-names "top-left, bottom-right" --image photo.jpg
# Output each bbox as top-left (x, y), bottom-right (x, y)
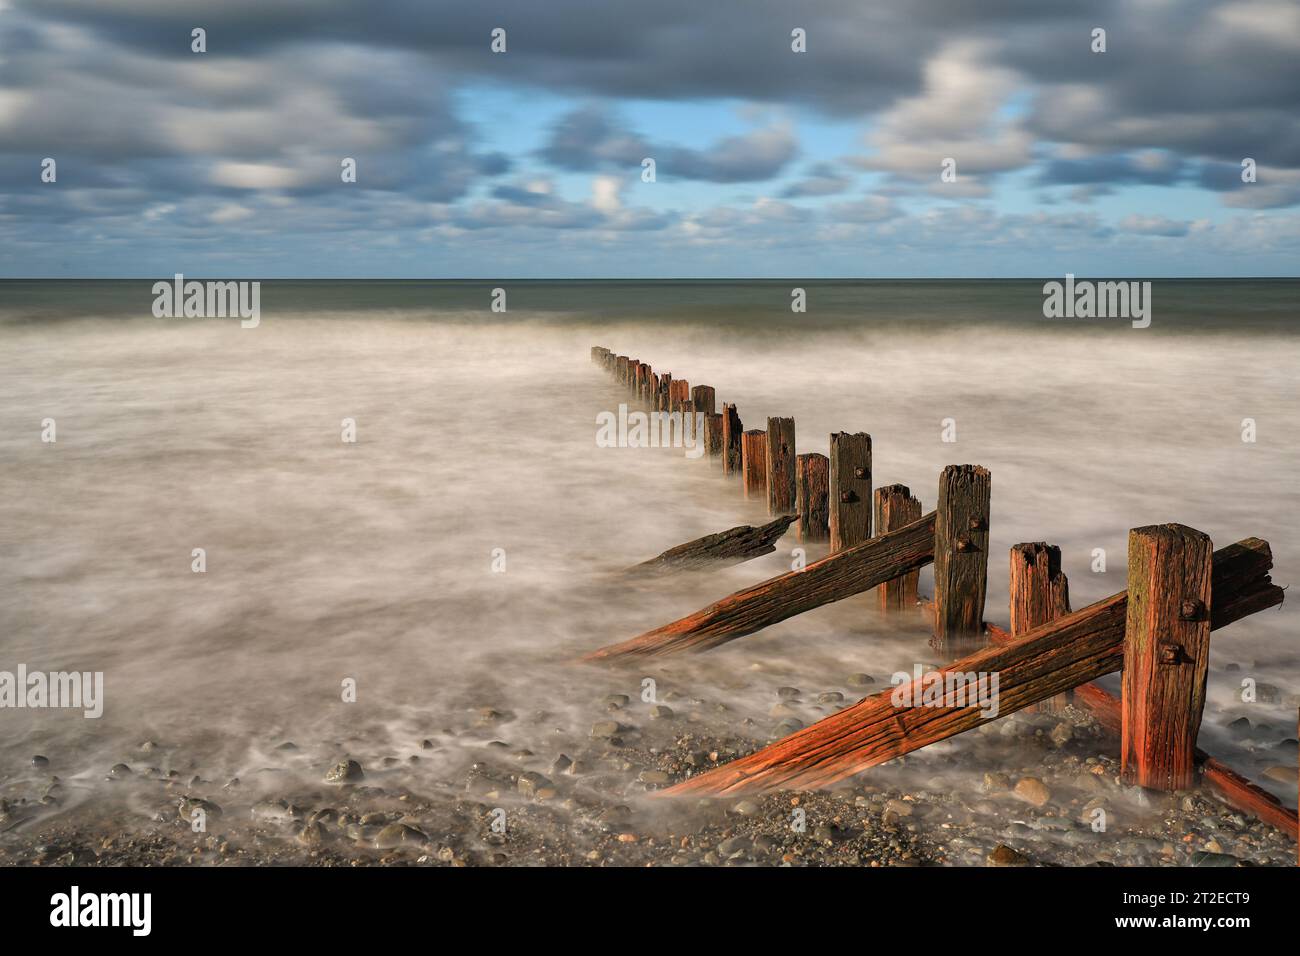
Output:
top-left (1, 279), bottom-right (1297, 843)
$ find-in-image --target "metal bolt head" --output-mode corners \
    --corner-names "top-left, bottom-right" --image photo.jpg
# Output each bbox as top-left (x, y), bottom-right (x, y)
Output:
top-left (955, 534), bottom-right (975, 553)
top-left (853, 467), bottom-right (869, 480)
top-left (968, 516), bottom-right (987, 532)
top-left (839, 491), bottom-right (856, 503)
top-left (1179, 599), bottom-right (1204, 621)
top-left (1158, 643), bottom-right (1183, 665)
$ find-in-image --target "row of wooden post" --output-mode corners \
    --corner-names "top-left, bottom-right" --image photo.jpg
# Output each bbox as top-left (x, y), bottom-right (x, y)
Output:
top-left (593, 346), bottom-right (987, 653)
top-left (593, 346), bottom-right (1261, 795)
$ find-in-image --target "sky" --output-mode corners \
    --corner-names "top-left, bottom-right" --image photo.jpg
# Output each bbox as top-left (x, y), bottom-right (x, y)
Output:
top-left (1, 0), bottom-right (1299, 278)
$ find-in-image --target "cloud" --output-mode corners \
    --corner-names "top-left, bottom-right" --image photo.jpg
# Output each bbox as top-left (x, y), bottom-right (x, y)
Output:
top-left (538, 105), bottom-right (798, 183)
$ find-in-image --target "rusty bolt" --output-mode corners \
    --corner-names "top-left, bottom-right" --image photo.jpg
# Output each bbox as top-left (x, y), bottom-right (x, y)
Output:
top-left (839, 491), bottom-right (856, 503)
top-left (955, 534), bottom-right (975, 553)
top-left (1179, 599), bottom-right (1204, 621)
top-left (853, 467), bottom-right (869, 480)
top-left (1158, 643), bottom-right (1183, 665)
top-left (968, 516), bottom-right (986, 532)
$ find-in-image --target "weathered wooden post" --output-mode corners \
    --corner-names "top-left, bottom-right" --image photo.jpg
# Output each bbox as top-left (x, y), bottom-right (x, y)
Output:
top-left (932, 464), bottom-right (991, 656)
top-left (657, 373), bottom-right (671, 412)
top-left (1010, 542), bottom-right (1072, 711)
top-left (703, 413), bottom-right (724, 460)
top-left (741, 430), bottom-right (768, 501)
top-left (691, 385), bottom-right (716, 416)
top-left (765, 417), bottom-right (796, 516)
top-left (681, 399), bottom-right (697, 447)
top-left (795, 453), bottom-right (829, 541)
top-left (669, 379), bottom-right (690, 413)
top-left (1120, 523), bottom-right (1213, 791)
top-left (875, 484), bottom-right (922, 612)
top-left (828, 432), bottom-right (871, 552)
top-left (722, 404), bottom-right (743, 475)
top-left (625, 358), bottom-right (639, 390)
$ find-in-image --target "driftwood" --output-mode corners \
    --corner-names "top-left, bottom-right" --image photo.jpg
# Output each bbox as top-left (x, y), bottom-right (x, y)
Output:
top-left (662, 537), bottom-right (1282, 796)
top-left (627, 515), bottom-right (797, 576)
top-left (584, 511), bottom-right (937, 662)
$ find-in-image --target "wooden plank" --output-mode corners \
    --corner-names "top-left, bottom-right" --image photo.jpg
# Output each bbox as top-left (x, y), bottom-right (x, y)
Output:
top-left (660, 537), bottom-right (1281, 795)
top-left (741, 430), bottom-right (767, 501)
top-left (796, 453), bottom-right (829, 542)
top-left (765, 417), bottom-right (796, 516)
top-left (1010, 543), bottom-right (1072, 712)
top-left (829, 432), bottom-right (871, 552)
top-left (582, 511), bottom-right (937, 662)
top-left (629, 515), bottom-right (797, 575)
top-left (932, 464), bottom-right (991, 657)
top-left (721, 404), bottom-right (743, 475)
top-left (1121, 523), bottom-right (1213, 791)
top-left (669, 379), bottom-right (691, 412)
top-left (875, 484), bottom-right (922, 613)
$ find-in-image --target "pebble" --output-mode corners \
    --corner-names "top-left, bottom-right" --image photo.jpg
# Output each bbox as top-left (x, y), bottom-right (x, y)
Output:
top-left (1014, 777), bottom-right (1051, 807)
top-left (375, 823), bottom-right (426, 849)
top-left (777, 687), bottom-right (801, 700)
top-left (987, 844), bottom-right (1030, 866)
top-left (817, 692), bottom-right (845, 704)
top-left (846, 673), bottom-right (875, 688)
top-left (591, 721), bottom-right (622, 738)
top-left (982, 772), bottom-right (1011, 793)
top-left (638, 770), bottom-right (672, 786)
top-left (324, 759), bottom-right (364, 783)
top-left (649, 705), bottom-right (674, 720)
top-left (731, 799), bottom-right (762, 817)
top-left (31, 755), bottom-right (49, 769)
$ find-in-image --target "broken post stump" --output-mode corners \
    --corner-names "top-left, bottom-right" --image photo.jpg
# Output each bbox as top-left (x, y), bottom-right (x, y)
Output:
top-left (628, 515), bottom-right (797, 575)
top-left (722, 404), bottom-right (743, 475)
top-left (829, 432), bottom-right (871, 552)
top-left (691, 385), bottom-right (716, 416)
top-left (796, 453), bottom-right (829, 542)
top-left (1010, 543), bottom-right (1072, 713)
top-left (583, 511), bottom-right (938, 661)
top-left (1121, 523), bottom-right (1213, 791)
top-left (766, 417), bottom-right (796, 516)
top-left (932, 464), bottom-right (991, 658)
top-left (741, 430), bottom-right (768, 501)
top-left (660, 535), bottom-right (1280, 795)
top-left (656, 373), bottom-right (671, 412)
top-left (681, 400), bottom-right (697, 446)
top-left (875, 484), bottom-right (922, 613)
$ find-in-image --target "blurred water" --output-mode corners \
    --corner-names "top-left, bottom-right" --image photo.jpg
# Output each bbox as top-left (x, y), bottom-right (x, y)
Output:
top-left (0, 280), bottom-right (1297, 818)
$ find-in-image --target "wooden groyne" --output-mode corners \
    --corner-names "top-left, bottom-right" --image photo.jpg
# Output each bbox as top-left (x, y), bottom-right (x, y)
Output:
top-left (588, 345), bottom-right (1293, 842)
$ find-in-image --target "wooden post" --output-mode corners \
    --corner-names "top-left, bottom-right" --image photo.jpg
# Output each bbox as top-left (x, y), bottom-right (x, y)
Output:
top-left (657, 374), bottom-right (671, 412)
top-left (722, 404), bottom-right (743, 476)
top-left (875, 484), bottom-right (922, 613)
top-left (669, 379), bottom-right (690, 412)
top-left (932, 464), bottom-right (991, 656)
top-left (741, 430), bottom-right (768, 501)
top-left (691, 385), bottom-right (716, 416)
top-left (703, 412), bottom-right (724, 459)
top-left (795, 453), bottom-right (829, 542)
top-left (1010, 543), bottom-right (1072, 712)
top-left (625, 358), bottom-right (639, 390)
top-left (681, 399), bottom-right (697, 446)
top-left (1120, 523), bottom-right (1213, 791)
top-left (765, 417), bottom-right (796, 516)
top-left (828, 432), bottom-right (871, 552)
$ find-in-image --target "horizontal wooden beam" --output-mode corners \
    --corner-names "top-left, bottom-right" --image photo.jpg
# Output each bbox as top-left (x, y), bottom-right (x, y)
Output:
top-left (583, 511), bottom-right (938, 662)
top-left (662, 537), bottom-right (1282, 796)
